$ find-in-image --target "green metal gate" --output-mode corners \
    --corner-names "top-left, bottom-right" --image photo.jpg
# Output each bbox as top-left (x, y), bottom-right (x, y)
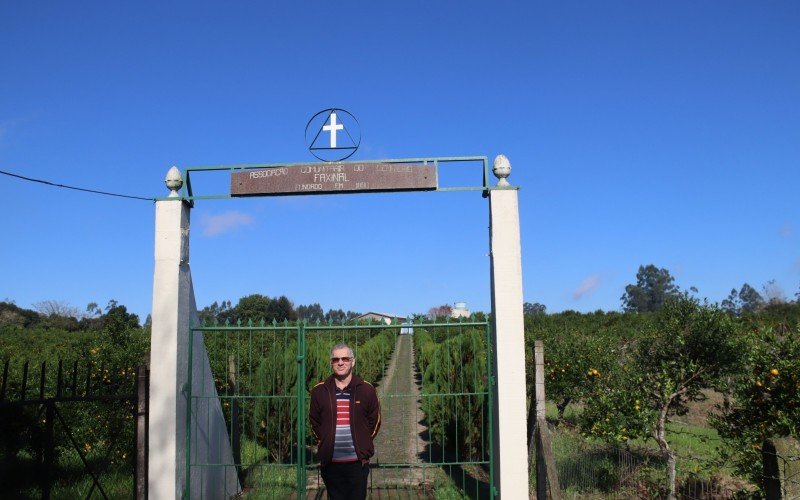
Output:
top-left (185, 318), bottom-right (496, 499)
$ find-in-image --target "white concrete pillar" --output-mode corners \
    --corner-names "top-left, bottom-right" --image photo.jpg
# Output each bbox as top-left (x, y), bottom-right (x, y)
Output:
top-left (149, 168), bottom-right (239, 499)
top-left (488, 155), bottom-right (530, 498)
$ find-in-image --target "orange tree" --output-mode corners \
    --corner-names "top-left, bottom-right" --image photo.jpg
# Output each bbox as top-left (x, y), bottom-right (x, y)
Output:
top-left (525, 310), bottom-right (649, 423)
top-left (710, 323), bottom-right (800, 493)
top-left (578, 296), bottom-right (744, 500)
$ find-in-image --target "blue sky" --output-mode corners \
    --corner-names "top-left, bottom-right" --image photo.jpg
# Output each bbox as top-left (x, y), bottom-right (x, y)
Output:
top-left (1, 2), bottom-right (798, 321)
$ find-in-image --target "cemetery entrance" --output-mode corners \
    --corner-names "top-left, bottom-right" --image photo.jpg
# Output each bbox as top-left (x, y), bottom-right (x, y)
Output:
top-left (150, 154), bottom-right (529, 498)
top-left (185, 317), bottom-right (495, 498)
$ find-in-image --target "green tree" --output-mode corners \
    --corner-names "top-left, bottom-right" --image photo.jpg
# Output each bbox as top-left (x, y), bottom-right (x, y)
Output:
top-left (232, 294), bottom-right (273, 323)
top-left (710, 325), bottom-right (800, 494)
top-left (102, 302), bottom-right (140, 344)
top-left (722, 283), bottom-right (764, 316)
top-left (297, 303), bottom-right (325, 322)
top-left (721, 288), bottom-right (740, 315)
top-left (198, 299), bottom-right (233, 324)
top-left (542, 327), bottom-right (617, 421)
top-left (523, 302), bottom-right (546, 315)
top-left (229, 294), bottom-right (297, 324)
top-left (86, 302), bottom-right (102, 317)
top-left (325, 309), bottom-right (359, 323)
top-left (620, 264), bottom-right (680, 312)
top-left (267, 295), bottom-right (297, 322)
top-left (580, 297), bottom-right (743, 499)
top-left (739, 283), bottom-right (765, 314)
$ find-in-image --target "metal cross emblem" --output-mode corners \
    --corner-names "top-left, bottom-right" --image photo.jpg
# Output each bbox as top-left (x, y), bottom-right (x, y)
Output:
top-left (305, 108), bottom-right (361, 162)
top-left (322, 112), bottom-right (344, 148)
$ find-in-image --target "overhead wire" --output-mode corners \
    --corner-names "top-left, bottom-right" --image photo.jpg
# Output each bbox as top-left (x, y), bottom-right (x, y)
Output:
top-left (0, 168), bottom-right (154, 201)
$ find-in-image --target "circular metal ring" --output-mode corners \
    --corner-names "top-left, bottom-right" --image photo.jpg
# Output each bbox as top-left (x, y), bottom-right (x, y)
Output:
top-left (305, 108), bottom-right (361, 162)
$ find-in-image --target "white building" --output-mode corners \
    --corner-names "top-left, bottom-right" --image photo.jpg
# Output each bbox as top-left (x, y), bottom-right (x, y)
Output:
top-left (451, 301), bottom-right (471, 319)
top-left (354, 312), bottom-right (406, 325)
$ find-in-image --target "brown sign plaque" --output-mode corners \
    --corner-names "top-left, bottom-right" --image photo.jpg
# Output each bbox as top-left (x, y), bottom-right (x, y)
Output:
top-left (230, 163), bottom-right (437, 196)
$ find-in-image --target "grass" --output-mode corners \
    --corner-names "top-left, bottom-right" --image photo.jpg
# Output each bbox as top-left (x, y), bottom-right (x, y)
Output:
top-left (238, 466), bottom-right (297, 499)
top-left (5, 448), bottom-right (134, 499)
top-left (533, 400), bottom-right (747, 498)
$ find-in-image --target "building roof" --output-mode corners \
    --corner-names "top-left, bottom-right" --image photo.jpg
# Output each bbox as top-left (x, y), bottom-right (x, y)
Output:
top-left (354, 312), bottom-right (407, 321)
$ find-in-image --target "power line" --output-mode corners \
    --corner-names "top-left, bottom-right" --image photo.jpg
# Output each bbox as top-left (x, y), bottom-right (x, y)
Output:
top-left (0, 168), bottom-right (154, 201)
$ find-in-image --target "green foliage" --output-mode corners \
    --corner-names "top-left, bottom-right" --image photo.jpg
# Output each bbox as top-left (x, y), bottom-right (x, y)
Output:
top-left (351, 328), bottom-right (395, 385)
top-left (252, 338), bottom-right (299, 462)
top-left (0, 301), bottom-right (42, 328)
top-left (102, 304), bottom-right (141, 343)
top-left (722, 283), bottom-right (765, 317)
top-left (230, 325), bottom-right (396, 463)
top-left (578, 297), bottom-right (744, 498)
top-left (415, 326), bottom-right (488, 461)
top-left (523, 302), bottom-right (546, 315)
top-left (620, 264), bottom-right (680, 312)
top-left (578, 365), bottom-right (658, 443)
top-left (0, 298), bottom-right (148, 497)
top-left (525, 310), bottom-right (651, 421)
top-left (296, 302), bottom-right (324, 322)
top-left (0, 338), bottom-right (147, 495)
top-left (710, 324), bottom-right (800, 487)
top-left (232, 294), bottom-right (297, 324)
top-left (197, 296), bottom-right (360, 326)
top-left (748, 300), bottom-right (800, 330)
top-left (581, 297), bottom-right (743, 441)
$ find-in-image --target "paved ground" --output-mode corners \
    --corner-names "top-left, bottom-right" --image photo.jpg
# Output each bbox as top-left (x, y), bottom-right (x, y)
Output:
top-left (370, 334), bottom-right (432, 489)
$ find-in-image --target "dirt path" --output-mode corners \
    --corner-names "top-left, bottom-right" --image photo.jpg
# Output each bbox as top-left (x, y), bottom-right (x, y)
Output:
top-left (371, 333), bottom-right (443, 496)
top-left (371, 334), bottom-right (429, 485)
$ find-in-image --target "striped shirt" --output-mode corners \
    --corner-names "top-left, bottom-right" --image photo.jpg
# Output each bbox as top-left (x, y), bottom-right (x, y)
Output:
top-left (331, 386), bottom-right (357, 462)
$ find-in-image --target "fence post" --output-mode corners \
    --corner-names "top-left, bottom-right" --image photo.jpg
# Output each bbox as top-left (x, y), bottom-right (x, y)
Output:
top-left (534, 340), bottom-right (560, 500)
top-left (296, 323), bottom-right (307, 497)
top-left (42, 401), bottom-right (55, 500)
top-left (773, 437), bottom-right (800, 499)
top-left (534, 341), bottom-right (547, 499)
top-left (136, 365), bottom-right (149, 500)
top-left (228, 355), bottom-right (241, 481)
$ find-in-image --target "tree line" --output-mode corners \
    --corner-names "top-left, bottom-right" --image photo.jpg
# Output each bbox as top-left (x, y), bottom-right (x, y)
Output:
top-left (0, 299), bottom-right (140, 336)
top-left (619, 264), bottom-right (794, 315)
top-left (197, 295), bottom-right (360, 325)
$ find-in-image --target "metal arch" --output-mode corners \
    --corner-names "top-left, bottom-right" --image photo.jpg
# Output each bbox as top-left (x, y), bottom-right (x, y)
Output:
top-left (166, 156), bottom-right (501, 203)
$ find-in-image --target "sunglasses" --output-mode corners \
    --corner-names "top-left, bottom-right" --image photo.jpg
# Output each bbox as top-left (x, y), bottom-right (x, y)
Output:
top-left (330, 357), bottom-right (353, 363)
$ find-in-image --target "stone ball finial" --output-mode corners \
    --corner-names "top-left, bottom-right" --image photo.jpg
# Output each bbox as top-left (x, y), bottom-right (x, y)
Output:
top-left (492, 154), bottom-right (511, 186)
top-left (165, 166), bottom-right (183, 197)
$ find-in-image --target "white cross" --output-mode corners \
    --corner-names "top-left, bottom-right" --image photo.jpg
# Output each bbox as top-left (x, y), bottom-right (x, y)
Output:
top-left (322, 111), bottom-right (344, 148)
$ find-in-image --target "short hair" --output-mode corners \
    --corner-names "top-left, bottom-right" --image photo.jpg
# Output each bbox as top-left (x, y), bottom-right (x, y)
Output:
top-left (330, 343), bottom-right (354, 359)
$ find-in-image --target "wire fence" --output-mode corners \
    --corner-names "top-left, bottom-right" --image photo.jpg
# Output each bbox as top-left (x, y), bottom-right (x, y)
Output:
top-left (533, 423), bottom-right (800, 499)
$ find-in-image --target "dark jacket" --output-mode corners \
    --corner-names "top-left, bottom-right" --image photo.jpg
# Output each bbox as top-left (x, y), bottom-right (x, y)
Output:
top-left (309, 374), bottom-right (381, 466)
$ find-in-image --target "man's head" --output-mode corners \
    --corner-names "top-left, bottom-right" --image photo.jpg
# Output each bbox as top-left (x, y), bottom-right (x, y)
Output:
top-left (330, 343), bottom-right (355, 379)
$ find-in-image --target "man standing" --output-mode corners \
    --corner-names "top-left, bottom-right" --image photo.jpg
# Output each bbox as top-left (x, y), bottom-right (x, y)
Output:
top-left (309, 343), bottom-right (381, 500)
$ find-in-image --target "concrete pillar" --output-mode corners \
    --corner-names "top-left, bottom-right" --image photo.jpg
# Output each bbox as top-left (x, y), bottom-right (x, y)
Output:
top-left (149, 168), bottom-right (239, 499)
top-left (488, 155), bottom-right (530, 498)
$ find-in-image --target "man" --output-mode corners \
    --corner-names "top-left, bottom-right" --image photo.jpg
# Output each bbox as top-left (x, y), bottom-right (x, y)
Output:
top-left (309, 343), bottom-right (381, 500)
